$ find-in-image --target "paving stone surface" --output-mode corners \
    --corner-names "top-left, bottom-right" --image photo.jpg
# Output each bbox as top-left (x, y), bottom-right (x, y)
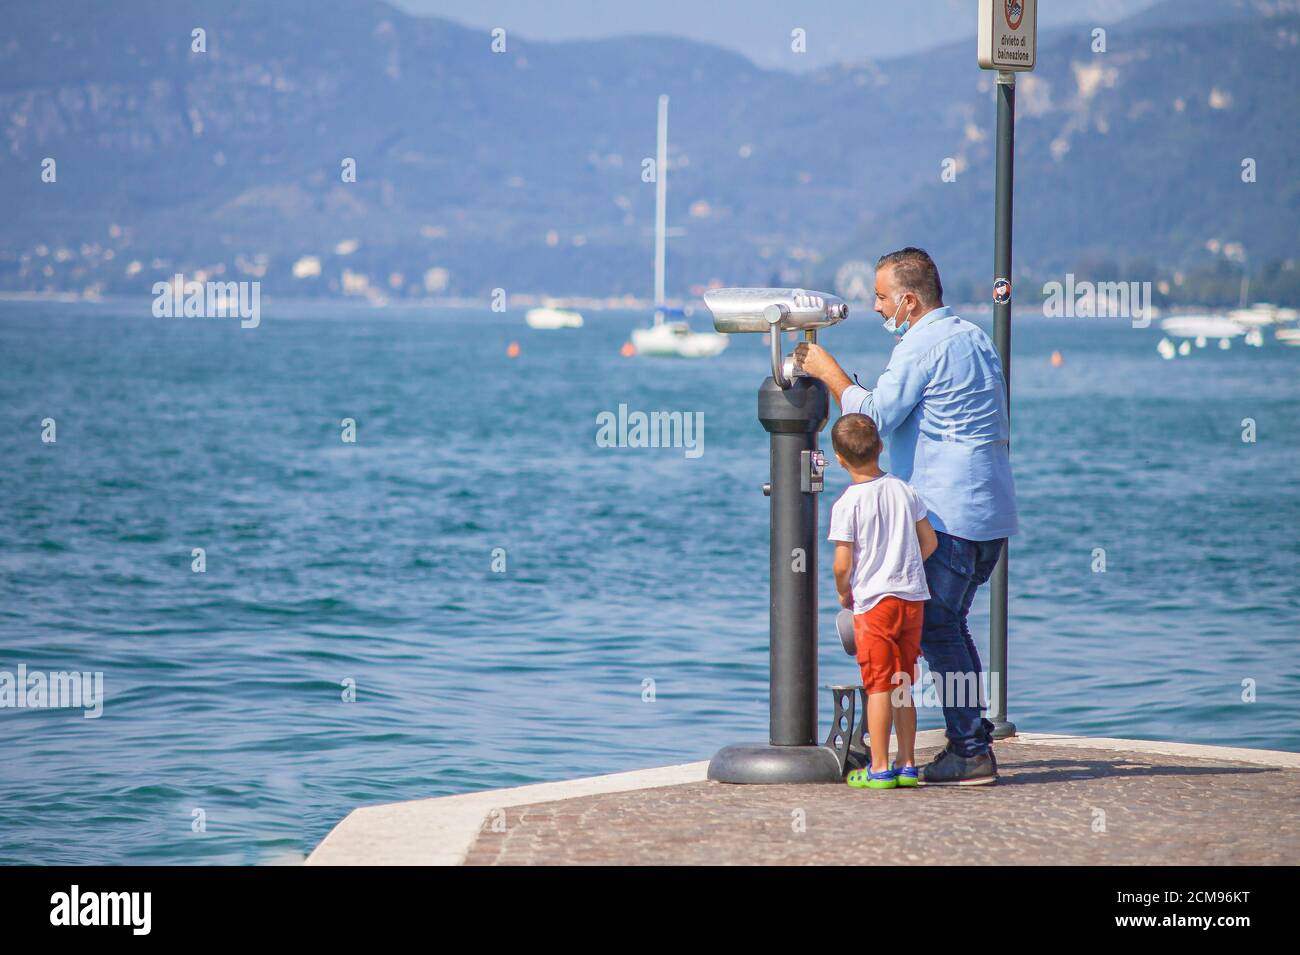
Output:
top-left (462, 740), bottom-right (1300, 865)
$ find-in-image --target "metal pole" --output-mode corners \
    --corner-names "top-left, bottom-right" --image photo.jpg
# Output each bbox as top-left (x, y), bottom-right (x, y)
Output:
top-left (768, 426), bottom-right (818, 745)
top-left (988, 70), bottom-right (1016, 739)
top-left (768, 325), bottom-right (824, 745)
top-left (653, 94), bottom-right (668, 319)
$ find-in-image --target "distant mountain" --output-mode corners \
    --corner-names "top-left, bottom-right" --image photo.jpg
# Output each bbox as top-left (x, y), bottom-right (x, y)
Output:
top-left (833, 2), bottom-right (1300, 297)
top-left (1124, 0), bottom-right (1300, 29)
top-left (0, 0), bottom-right (1296, 303)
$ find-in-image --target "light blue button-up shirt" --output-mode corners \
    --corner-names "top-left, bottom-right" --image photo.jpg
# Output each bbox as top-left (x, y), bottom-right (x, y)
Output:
top-left (840, 305), bottom-right (1018, 541)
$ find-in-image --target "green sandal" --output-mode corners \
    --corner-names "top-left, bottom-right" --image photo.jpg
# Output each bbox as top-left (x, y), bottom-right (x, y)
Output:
top-left (847, 768), bottom-right (898, 789)
top-left (893, 763), bottom-right (919, 787)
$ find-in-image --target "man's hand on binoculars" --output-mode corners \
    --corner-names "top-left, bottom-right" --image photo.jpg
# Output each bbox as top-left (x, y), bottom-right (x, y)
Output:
top-left (794, 342), bottom-right (855, 406)
top-left (793, 342), bottom-right (825, 376)
top-left (793, 343), bottom-right (836, 380)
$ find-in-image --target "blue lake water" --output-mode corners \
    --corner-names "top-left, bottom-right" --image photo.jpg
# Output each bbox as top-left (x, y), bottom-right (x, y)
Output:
top-left (1, 298), bottom-right (1297, 864)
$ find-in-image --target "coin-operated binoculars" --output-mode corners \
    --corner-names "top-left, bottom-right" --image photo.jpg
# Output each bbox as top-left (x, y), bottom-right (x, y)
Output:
top-left (703, 289), bottom-right (850, 783)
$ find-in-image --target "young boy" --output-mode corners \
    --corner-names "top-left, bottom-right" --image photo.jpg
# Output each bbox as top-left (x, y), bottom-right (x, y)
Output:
top-left (827, 413), bottom-right (938, 790)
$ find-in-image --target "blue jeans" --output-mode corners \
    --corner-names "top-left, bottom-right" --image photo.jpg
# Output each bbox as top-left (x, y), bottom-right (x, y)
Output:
top-left (920, 532), bottom-right (1006, 758)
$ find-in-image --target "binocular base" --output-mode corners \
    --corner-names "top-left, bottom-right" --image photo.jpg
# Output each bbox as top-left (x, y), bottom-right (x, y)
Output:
top-left (707, 742), bottom-right (847, 784)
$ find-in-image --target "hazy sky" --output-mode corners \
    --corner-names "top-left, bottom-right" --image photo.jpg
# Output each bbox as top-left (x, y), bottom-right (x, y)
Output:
top-left (390, 0), bottom-right (1164, 70)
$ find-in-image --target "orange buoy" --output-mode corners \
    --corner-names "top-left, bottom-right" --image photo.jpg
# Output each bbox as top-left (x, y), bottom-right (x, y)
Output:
top-left (620, 341), bottom-right (636, 357)
top-left (1050, 350), bottom-right (1063, 368)
top-left (506, 341), bottom-right (521, 358)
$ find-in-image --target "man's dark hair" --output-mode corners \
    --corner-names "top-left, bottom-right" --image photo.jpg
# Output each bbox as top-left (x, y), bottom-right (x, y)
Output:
top-left (876, 247), bottom-right (943, 306)
top-left (831, 413), bottom-right (882, 468)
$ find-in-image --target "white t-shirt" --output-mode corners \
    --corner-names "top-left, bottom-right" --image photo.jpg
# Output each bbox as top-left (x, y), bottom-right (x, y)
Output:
top-left (827, 474), bottom-right (932, 613)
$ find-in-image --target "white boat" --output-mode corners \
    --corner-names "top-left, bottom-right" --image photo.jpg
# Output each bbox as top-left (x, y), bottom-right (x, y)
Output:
top-left (632, 319), bottom-right (728, 358)
top-left (1275, 328), bottom-right (1300, 347)
top-left (629, 95), bottom-right (728, 360)
top-left (1159, 315), bottom-right (1245, 339)
top-left (1228, 304), bottom-right (1278, 328)
top-left (525, 306), bottom-right (583, 329)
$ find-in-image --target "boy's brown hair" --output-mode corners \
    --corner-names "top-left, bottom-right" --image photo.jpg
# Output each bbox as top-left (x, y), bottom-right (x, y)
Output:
top-left (831, 413), bottom-right (882, 467)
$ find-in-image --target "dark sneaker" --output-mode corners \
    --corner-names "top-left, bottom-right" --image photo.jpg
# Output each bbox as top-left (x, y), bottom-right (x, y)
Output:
top-left (918, 748), bottom-right (998, 786)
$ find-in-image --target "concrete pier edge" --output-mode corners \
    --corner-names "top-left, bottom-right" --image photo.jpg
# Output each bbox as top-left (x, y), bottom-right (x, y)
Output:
top-left (306, 730), bottom-right (1300, 866)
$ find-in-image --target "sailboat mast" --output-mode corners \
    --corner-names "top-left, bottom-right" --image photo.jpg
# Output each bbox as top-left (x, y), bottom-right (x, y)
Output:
top-left (654, 94), bottom-right (668, 323)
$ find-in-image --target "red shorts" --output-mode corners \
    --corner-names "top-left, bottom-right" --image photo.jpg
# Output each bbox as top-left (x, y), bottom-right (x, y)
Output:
top-left (854, 596), bottom-right (924, 695)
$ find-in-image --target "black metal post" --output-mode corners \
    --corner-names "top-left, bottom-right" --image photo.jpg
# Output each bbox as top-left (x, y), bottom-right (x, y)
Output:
top-left (767, 396), bottom-right (819, 745)
top-left (988, 70), bottom-right (1016, 739)
top-left (707, 376), bottom-right (843, 783)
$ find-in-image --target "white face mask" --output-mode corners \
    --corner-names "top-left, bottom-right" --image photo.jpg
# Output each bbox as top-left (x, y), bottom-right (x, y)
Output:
top-left (882, 295), bottom-right (911, 335)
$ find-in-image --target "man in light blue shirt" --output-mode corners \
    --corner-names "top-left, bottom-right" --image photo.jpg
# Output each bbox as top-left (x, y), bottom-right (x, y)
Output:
top-left (796, 248), bottom-right (1017, 786)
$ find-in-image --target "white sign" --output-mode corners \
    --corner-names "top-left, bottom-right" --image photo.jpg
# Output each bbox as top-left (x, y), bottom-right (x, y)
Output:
top-left (977, 0), bottom-right (1037, 71)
